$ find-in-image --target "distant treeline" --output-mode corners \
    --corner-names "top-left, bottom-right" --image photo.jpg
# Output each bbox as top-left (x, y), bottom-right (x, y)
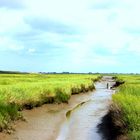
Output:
top-left (39, 72), bottom-right (100, 74)
top-left (0, 70), bottom-right (139, 75)
top-left (39, 72), bottom-right (140, 75)
top-left (0, 70), bottom-right (28, 74)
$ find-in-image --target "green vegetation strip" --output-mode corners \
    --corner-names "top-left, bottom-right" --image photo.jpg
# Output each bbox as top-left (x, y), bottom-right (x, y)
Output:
top-left (0, 74), bottom-right (99, 131)
top-left (112, 75), bottom-right (140, 140)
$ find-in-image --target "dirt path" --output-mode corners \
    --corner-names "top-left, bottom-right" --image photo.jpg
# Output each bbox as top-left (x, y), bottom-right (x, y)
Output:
top-left (0, 76), bottom-right (115, 140)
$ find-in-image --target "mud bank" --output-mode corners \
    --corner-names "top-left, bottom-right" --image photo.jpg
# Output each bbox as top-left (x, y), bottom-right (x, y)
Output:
top-left (0, 91), bottom-right (94, 140)
top-left (98, 106), bottom-right (128, 140)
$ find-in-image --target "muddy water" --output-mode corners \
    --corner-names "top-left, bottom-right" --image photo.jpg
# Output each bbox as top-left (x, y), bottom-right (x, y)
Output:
top-left (0, 76), bottom-right (115, 140)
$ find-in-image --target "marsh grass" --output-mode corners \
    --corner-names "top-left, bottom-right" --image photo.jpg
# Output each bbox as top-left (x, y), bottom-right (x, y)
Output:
top-left (0, 102), bottom-right (20, 131)
top-left (112, 75), bottom-right (140, 140)
top-left (0, 74), bottom-right (99, 131)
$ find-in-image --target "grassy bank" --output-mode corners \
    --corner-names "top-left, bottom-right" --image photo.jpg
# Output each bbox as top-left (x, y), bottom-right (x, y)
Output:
top-left (111, 75), bottom-right (140, 140)
top-left (0, 74), bottom-right (99, 131)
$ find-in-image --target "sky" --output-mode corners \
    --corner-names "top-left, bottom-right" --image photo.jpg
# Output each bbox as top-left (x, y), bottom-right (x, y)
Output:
top-left (0, 0), bottom-right (140, 73)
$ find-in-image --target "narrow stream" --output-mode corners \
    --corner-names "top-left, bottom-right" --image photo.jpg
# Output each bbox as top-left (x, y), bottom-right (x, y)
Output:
top-left (0, 76), bottom-right (115, 140)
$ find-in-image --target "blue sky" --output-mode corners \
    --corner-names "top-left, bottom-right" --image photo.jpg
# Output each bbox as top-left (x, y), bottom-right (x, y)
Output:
top-left (0, 0), bottom-right (140, 73)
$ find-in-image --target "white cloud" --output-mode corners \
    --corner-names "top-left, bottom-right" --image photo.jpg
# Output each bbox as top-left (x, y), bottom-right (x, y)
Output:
top-left (28, 48), bottom-right (36, 53)
top-left (0, 36), bottom-right (24, 51)
top-left (9, 45), bottom-right (24, 51)
top-left (0, 8), bottom-right (29, 34)
top-left (127, 37), bottom-right (140, 55)
top-left (0, 0), bottom-right (140, 72)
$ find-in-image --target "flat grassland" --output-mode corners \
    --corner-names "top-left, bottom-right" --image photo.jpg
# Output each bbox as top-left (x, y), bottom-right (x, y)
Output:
top-left (0, 74), bottom-right (99, 131)
top-left (112, 75), bottom-right (140, 140)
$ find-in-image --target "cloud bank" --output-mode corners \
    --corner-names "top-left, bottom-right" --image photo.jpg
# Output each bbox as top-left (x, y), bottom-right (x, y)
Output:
top-left (0, 0), bottom-right (140, 73)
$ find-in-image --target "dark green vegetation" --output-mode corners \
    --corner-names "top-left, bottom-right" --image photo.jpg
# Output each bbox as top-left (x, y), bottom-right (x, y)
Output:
top-left (0, 74), bottom-right (99, 131)
top-left (112, 75), bottom-right (140, 140)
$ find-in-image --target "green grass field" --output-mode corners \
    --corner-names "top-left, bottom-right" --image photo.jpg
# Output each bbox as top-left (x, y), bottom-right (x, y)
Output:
top-left (0, 73), bottom-right (99, 131)
top-left (112, 75), bottom-right (140, 140)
